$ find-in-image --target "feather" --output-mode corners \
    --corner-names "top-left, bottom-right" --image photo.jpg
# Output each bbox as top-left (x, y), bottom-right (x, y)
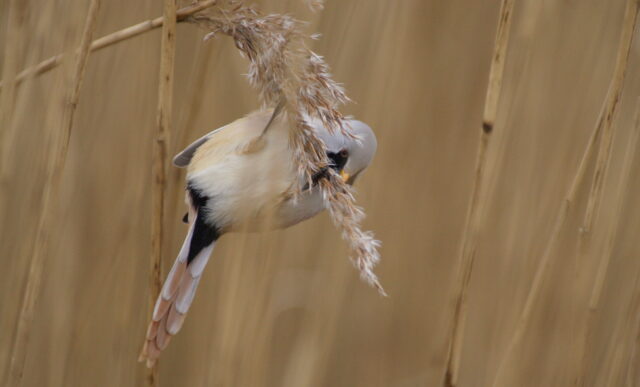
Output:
top-left (155, 317), bottom-right (170, 350)
top-left (188, 243), bottom-right (214, 277)
top-left (146, 339), bottom-right (161, 361)
top-left (166, 304), bottom-right (186, 335)
top-left (161, 203), bottom-right (196, 300)
top-left (175, 275), bottom-right (201, 314)
top-left (146, 320), bottom-right (159, 340)
top-left (161, 260), bottom-right (187, 301)
top-left (139, 200), bottom-right (216, 367)
top-left (152, 295), bottom-right (171, 322)
top-left (173, 126), bottom-right (225, 167)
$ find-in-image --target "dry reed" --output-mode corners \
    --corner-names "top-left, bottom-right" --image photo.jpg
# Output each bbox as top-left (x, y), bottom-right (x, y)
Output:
top-left (574, 99), bottom-right (640, 386)
top-left (442, 1), bottom-right (515, 385)
top-left (487, 98), bottom-right (601, 386)
top-left (188, 2), bottom-right (385, 293)
top-left (145, 0), bottom-right (177, 384)
top-left (570, 0), bottom-right (639, 377)
top-left (579, 0), bottom-right (639, 235)
top-left (492, 1), bottom-right (639, 384)
top-left (5, 0), bottom-right (102, 384)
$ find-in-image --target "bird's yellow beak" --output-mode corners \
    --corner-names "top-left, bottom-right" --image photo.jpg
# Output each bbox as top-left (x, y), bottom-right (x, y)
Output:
top-left (340, 170), bottom-right (350, 182)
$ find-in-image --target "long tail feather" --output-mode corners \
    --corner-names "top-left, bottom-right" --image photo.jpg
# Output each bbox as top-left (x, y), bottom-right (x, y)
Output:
top-left (139, 203), bottom-right (215, 367)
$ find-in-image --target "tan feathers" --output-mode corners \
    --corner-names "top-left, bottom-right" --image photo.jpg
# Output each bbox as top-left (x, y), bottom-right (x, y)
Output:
top-left (186, 110), bottom-right (297, 231)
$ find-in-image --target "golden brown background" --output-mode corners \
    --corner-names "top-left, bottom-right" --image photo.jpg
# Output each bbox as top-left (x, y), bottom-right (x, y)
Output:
top-left (2, 0), bottom-right (640, 386)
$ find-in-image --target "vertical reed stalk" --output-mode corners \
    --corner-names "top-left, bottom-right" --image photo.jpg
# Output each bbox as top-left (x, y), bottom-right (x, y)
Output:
top-left (570, 0), bottom-right (640, 378)
top-left (489, 96), bottom-right (600, 387)
top-left (6, 0), bottom-right (101, 384)
top-left (492, 1), bottom-right (638, 384)
top-left (442, 1), bottom-right (515, 385)
top-left (579, 0), bottom-right (638, 236)
top-left (574, 99), bottom-right (640, 386)
top-left (147, 0), bottom-right (176, 384)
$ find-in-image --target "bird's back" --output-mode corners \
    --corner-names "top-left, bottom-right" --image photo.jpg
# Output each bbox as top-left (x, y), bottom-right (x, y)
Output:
top-left (185, 110), bottom-right (297, 230)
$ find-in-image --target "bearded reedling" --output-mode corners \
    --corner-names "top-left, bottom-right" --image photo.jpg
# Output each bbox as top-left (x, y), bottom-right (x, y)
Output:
top-left (139, 109), bottom-right (377, 366)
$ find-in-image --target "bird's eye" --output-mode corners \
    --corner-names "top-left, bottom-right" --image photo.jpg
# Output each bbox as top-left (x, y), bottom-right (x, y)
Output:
top-left (339, 149), bottom-right (348, 158)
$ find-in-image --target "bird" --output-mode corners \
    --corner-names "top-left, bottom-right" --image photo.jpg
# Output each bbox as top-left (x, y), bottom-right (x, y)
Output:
top-left (139, 108), bottom-right (377, 366)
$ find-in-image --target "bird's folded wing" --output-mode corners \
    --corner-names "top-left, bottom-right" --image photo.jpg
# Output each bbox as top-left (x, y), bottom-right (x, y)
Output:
top-left (173, 126), bottom-right (225, 167)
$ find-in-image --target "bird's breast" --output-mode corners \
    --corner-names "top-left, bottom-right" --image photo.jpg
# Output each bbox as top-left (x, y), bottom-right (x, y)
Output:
top-left (275, 188), bottom-right (326, 228)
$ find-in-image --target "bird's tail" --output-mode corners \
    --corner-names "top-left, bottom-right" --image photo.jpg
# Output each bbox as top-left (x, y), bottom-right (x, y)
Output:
top-left (139, 201), bottom-right (216, 367)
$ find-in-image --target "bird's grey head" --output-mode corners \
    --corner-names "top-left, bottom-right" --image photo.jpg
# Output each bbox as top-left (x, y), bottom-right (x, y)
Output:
top-left (313, 119), bottom-right (377, 185)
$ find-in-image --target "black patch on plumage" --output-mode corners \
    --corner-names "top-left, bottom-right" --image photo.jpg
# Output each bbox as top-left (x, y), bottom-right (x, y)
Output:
top-left (327, 150), bottom-right (348, 171)
top-left (186, 183), bottom-right (220, 264)
top-left (303, 150), bottom-right (349, 190)
top-left (188, 183), bottom-right (209, 208)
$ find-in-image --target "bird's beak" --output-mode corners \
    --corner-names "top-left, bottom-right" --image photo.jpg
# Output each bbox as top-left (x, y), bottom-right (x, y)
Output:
top-left (340, 170), bottom-right (350, 183)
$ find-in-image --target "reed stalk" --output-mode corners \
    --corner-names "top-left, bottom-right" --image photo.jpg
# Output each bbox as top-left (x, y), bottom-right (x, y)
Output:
top-left (579, 0), bottom-right (639, 236)
top-left (492, 1), bottom-right (639, 385)
top-left (6, 0), bottom-right (101, 384)
top-left (489, 92), bottom-right (600, 387)
top-left (442, 1), bottom-right (515, 385)
top-left (146, 0), bottom-right (177, 384)
top-left (574, 99), bottom-right (640, 386)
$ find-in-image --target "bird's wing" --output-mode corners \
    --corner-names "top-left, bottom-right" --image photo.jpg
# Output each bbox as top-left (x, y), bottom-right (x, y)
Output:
top-left (172, 126), bottom-right (226, 168)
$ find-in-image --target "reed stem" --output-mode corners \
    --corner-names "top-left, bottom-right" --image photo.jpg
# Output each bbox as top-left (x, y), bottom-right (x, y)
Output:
top-left (574, 98), bottom-right (640, 386)
top-left (492, 1), bottom-right (639, 384)
top-left (147, 0), bottom-right (177, 384)
top-left (442, 1), bottom-right (515, 385)
top-left (6, 0), bottom-right (101, 384)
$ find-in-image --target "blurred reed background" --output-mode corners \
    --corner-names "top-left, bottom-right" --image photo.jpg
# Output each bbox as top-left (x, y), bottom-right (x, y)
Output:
top-left (1, 0), bottom-right (640, 386)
